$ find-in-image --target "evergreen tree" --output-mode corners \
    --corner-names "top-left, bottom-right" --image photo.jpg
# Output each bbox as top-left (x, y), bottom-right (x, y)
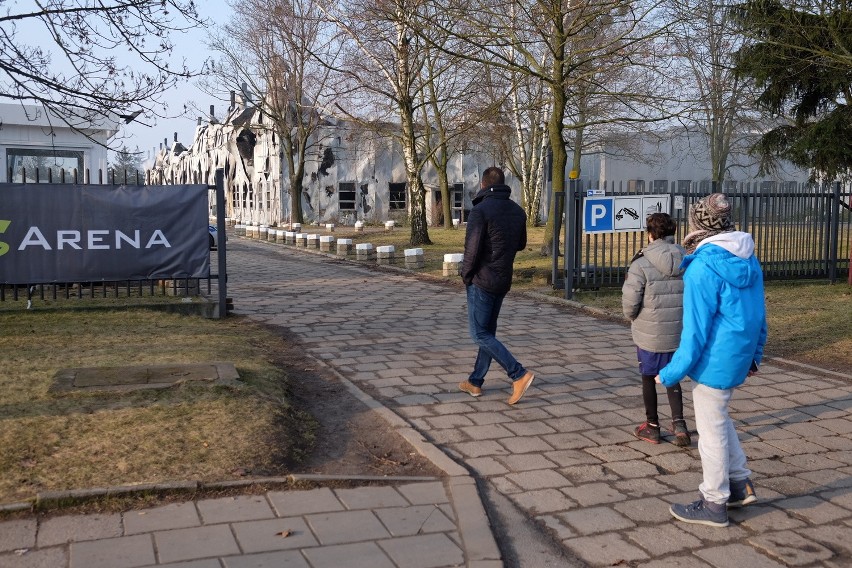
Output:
top-left (733, 0), bottom-right (852, 180)
top-left (110, 145), bottom-right (144, 177)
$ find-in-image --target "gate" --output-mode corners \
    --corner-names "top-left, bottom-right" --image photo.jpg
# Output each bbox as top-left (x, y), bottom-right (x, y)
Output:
top-left (556, 180), bottom-right (852, 298)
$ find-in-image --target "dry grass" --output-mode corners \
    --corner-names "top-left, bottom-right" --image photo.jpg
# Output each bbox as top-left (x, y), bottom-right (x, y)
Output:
top-left (0, 310), bottom-right (312, 504)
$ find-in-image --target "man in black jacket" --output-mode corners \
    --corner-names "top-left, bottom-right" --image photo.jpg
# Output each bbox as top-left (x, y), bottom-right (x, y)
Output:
top-left (459, 166), bottom-right (535, 405)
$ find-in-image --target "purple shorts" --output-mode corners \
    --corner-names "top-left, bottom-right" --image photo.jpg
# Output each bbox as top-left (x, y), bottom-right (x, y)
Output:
top-left (636, 347), bottom-right (674, 376)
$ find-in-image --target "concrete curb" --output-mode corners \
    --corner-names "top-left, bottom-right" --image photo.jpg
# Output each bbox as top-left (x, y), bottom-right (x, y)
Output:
top-left (305, 352), bottom-right (503, 562)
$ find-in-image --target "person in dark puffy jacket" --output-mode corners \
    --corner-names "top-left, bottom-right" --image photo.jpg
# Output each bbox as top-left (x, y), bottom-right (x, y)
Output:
top-left (622, 213), bottom-right (688, 446)
top-left (458, 166), bottom-right (535, 405)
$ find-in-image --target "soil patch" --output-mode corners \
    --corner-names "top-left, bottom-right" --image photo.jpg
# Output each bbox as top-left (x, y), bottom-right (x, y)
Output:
top-left (266, 324), bottom-right (444, 479)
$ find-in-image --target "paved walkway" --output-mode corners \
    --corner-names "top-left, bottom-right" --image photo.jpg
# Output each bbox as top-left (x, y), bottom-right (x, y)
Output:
top-left (4, 234), bottom-right (852, 567)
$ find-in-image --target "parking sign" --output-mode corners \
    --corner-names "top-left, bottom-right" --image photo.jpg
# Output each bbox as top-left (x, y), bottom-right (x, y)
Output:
top-left (583, 195), bottom-right (671, 234)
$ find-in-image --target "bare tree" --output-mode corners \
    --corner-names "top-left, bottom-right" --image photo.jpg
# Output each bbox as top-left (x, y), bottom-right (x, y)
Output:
top-left (0, 1), bottom-right (203, 143)
top-left (320, 0), bottom-right (438, 245)
top-left (664, 0), bottom-right (764, 183)
top-left (207, 0), bottom-right (339, 224)
top-left (421, 0), bottom-right (671, 254)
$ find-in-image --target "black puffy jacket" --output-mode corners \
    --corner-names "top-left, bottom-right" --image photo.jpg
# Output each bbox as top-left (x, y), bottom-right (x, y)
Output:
top-left (460, 184), bottom-right (527, 295)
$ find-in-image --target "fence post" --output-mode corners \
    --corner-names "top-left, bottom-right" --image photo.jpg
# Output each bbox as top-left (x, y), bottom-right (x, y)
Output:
top-left (552, 191), bottom-right (564, 290)
top-left (564, 180), bottom-right (578, 300)
top-left (829, 181), bottom-right (841, 284)
top-left (215, 168), bottom-right (228, 318)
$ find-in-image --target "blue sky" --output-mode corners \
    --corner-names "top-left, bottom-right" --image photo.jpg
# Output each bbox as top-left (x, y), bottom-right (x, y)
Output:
top-left (119, 0), bottom-right (232, 163)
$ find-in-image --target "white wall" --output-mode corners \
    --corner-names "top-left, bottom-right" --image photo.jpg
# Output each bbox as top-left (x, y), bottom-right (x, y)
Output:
top-left (0, 103), bottom-right (116, 182)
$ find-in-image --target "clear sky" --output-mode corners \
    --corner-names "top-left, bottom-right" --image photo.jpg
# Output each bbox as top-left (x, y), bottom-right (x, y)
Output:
top-left (118, 0), bottom-right (233, 165)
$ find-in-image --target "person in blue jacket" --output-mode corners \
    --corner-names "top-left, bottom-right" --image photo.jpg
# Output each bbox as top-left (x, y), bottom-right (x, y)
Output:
top-left (655, 193), bottom-right (767, 527)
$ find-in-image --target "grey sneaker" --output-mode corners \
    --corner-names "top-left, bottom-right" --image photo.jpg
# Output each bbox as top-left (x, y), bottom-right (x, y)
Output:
top-left (728, 478), bottom-right (758, 508)
top-left (670, 498), bottom-right (729, 527)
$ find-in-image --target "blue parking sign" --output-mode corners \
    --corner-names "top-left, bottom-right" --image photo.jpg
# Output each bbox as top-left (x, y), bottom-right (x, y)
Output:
top-left (584, 198), bottom-right (613, 232)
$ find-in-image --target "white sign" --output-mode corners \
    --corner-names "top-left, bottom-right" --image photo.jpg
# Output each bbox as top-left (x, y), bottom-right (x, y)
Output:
top-left (674, 195), bottom-right (685, 210)
top-left (587, 189), bottom-right (605, 197)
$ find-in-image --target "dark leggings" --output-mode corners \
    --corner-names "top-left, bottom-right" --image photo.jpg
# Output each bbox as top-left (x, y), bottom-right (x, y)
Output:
top-left (642, 374), bottom-right (684, 425)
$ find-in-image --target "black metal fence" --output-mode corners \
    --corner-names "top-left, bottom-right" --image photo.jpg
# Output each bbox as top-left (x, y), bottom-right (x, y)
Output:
top-left (1, 168), bottom-right (228, 317)
top-left (557, 180), bottom-right (852, 296)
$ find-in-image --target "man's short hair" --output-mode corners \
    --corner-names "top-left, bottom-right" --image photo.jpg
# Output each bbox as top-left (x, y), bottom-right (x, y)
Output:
top-left (481, 166), bottom-right (505, 188)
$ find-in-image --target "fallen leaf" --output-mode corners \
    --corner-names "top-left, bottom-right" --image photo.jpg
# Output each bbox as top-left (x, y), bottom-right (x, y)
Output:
top-left (202, 442), bottom-right (209, 448)
top-left (275, 530), bottom-right (292, 538)
top-left (14, 549), bottom-right (29, 556)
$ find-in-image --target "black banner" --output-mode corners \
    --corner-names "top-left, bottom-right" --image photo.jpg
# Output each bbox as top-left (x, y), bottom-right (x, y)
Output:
top-left (0, 184), bottom-right (210, 284)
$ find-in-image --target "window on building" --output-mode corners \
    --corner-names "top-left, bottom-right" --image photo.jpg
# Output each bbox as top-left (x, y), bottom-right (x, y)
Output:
top-left (339, 182), bottom-right (356, 210)
top-left (389, 182), bottom-right (406, 210)
top-left (452, 183), bottom-right (464, 221)
top-left (677, 180), bottom-right (691, 193)
top-left (6, 148), bottom-right (84, 183)
top-left (627, 179), bottom-right (645, 193)
top-left (652, 180), bottom-right (668, 193)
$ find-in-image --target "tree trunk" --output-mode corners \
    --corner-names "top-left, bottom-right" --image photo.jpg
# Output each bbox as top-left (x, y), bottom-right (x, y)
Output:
top-left (541, 92), bottom-right (567, 255)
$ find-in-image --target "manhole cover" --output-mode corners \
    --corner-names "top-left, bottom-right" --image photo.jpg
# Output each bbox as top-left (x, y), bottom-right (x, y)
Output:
top-left (51, 362), bottom-right (240, 392)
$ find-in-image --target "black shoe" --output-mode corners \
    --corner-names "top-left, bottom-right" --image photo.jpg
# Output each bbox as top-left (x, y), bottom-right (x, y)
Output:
top-left (634, 421), bottom-right (660, 444)
top-left (672, 419), bottom-right (691, 447)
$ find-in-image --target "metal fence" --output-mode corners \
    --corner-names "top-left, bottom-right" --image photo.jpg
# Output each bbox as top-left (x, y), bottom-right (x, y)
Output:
top-left (1, 169), bottom-right (229, 317)
top-left (557, 180), bottom-right (852, 296)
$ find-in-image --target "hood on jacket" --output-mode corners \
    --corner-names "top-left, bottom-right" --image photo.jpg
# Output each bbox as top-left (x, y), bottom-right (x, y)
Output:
top-left (642, 237), bottom-right (684, 277)
top-left (682, 231), bottom-right (760, 289)
top-left (472, 184), bottom-right (511, 205)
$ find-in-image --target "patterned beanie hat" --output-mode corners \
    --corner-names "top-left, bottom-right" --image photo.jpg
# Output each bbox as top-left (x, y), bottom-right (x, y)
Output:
top-left (688, 193), bottom-right (734, 232)
top-left (682, 193), bottom-right (735, 253)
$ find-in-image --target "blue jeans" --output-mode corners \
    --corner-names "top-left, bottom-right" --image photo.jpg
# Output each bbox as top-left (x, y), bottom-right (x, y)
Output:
top-left (466, 284), bottom-right (526, 386)
top-left (693, 383), bottom-right (752, 504)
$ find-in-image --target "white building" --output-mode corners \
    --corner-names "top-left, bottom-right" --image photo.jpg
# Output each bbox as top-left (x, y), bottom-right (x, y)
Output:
top-left (0, 103), bottom-right (117, 183)
top-left (577, 130), bottom-right (811, 193)
top-left (146, 101), bottom-right (520, 227)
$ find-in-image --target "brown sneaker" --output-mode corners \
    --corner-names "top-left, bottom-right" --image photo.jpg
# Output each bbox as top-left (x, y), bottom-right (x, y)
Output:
top-left (507, 371), bottom-right (535, 405)
top-left (459, 381), bottom-right (482, 397)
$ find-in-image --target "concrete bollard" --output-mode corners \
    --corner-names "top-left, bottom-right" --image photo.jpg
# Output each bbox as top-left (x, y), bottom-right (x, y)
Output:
top-left (376, 245), bottom-right (395, 265)
top-left (443, 253), bottom-right (464, 277)
top-left (307, 234), bottom-right (319, 249)
top-left (320, 235), bottom-right (334, 252)
top-left (235, 223), bottom-right (245, 236)
top-left (290, 223), bottom-right (301, 232)
top-left (274, 229), bottom-right (284, 244)
top-left (404, 248), bottom-right (425, 269)
top-left (284, 231), bottom-right (296, 245)
top-left (453, 218), bottom-right (460, 229)
top-left (337, 238), bottom-right (353, 256)
top-left (384, 220), bottom-right (395, 232)
top-left (355, 221), bottom-right (364, 232)
top-left (259, 226), bottom-right (269, 241)
top-left (246, 225), bottom-right (257, 238)
top-left (325, 223), bottom-right (335, 232)
top-left (356, 242), bottom-right (375, 261)
top-left (295, 233), bottom-right (307, 247)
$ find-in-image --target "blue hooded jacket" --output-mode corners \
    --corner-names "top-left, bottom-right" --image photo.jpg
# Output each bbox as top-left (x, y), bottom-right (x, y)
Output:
top-left (659, 231), bottom-right (768, 390)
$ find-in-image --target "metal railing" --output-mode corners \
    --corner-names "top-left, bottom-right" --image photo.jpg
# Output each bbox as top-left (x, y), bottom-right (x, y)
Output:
top-left (558, 180), bottom-right (851, 296)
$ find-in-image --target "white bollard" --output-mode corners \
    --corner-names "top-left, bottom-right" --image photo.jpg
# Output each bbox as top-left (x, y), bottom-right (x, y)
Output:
top-left (404, 247), bottom-right (425, 269)
top-left (443, 253), bottom-right (464, 277)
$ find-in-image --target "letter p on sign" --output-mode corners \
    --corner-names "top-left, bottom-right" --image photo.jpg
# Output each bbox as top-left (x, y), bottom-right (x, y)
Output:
top-left (583, 198), bottom-right (613, 233)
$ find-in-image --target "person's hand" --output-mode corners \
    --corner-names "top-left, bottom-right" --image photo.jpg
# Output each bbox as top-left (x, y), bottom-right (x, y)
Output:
top-left (654, 375), bottom-right (662, 384)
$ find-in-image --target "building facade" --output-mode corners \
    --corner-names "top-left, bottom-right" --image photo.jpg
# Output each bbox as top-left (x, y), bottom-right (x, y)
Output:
top-left (1, 103), bottom-right (116, 183)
